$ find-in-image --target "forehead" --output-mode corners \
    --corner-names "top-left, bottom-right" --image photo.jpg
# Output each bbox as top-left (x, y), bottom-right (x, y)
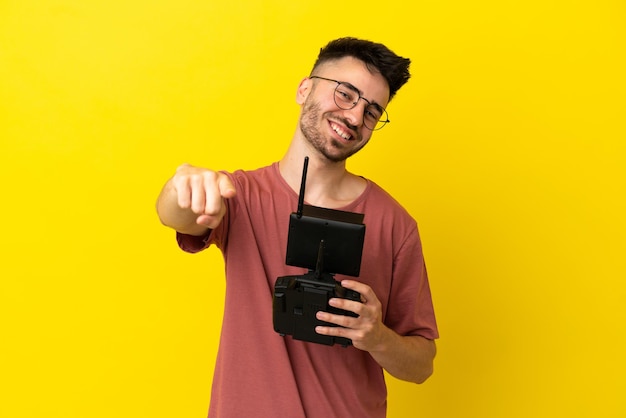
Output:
top-left (315, 57), bottom-right (390, 107)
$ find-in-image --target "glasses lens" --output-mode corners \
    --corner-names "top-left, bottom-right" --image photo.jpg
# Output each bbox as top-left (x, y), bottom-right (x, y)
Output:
top-left (334, 83), bottom-right (359, 110)
top-left (364, 105), bottom-right (389, 130)
top-left (330, 80), bottom-right (389, 130)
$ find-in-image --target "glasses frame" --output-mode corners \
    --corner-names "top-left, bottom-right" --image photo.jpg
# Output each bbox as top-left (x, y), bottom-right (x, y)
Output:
top-left (309, 76), bottom-right (390, 130)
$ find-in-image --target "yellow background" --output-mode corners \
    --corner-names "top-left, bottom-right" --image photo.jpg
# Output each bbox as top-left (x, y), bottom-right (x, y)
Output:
top-left (1, 1), bottom-right (625, 417)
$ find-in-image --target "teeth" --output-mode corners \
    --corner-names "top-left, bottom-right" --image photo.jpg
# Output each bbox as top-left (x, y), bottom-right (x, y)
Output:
top-left (331, 123), bottom-right (352, 140)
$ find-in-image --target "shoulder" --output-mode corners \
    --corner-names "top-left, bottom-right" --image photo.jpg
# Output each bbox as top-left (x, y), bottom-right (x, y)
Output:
top-left (227, 163), bottom-right (275, 181)
top-left (361, 179), bottom-right (414, 219)
top-left (222, 162), bottom-right (295, 212)
top-left (223, 163), bottom-right (283, 192)
top-left (357, 178), bottom-right (421, 243)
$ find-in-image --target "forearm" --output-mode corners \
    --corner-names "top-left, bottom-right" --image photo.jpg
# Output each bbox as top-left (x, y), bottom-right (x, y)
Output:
top-left (368, 330), bottom-right (436, 384)
top-left (317, 280), bottom-right (437, 383)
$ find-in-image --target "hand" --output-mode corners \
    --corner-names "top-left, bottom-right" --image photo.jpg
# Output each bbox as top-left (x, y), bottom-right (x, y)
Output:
top-left (315, 280), bottom-right (388, 352)
top-left (172, 163), bottom-right (236, 229)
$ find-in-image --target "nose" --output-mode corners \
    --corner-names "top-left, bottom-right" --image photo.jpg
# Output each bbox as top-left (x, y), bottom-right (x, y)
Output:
top-left (341, 99), bottom-right (367, 128)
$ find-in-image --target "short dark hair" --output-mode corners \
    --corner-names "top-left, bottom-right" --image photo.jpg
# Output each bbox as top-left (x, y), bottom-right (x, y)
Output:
top-left (311, 37), bottom-right (411, 101)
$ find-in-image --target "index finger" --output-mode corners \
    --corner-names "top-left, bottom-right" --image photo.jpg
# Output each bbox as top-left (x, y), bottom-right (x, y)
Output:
top-left (201, 172), bottom-right (234, 215)
top-left (340, 280), bottom-right (375, 303)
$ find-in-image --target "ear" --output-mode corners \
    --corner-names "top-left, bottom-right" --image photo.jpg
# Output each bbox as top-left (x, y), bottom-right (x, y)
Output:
top-left (295, 77), bottom-right (312, 105)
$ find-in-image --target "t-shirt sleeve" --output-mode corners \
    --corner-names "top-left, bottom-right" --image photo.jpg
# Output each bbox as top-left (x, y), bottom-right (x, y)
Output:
top-left (387, 227), bottom-right (439, 340)
top-left (176, 229), bottom-right (213, 253)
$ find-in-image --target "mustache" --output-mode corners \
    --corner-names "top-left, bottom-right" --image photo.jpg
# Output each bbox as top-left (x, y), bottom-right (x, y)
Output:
top-left (329, 115), bottom-right (361, 140)
top-left (339, 117), bottom-right (358, 131)
top-left (326, 111), bottom-right (358, 130)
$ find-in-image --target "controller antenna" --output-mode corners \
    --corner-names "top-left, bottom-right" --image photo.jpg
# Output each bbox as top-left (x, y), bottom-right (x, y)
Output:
top-left (296, 156), bottom-right (309, 219)
top-left (314, 239), bottom-right (325, 279)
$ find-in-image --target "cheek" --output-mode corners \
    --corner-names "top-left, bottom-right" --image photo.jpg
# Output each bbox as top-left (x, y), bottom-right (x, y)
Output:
top-left (302, 98), bottom-right (321, 120)
top-left (359, 129), bottom-right (373, 143)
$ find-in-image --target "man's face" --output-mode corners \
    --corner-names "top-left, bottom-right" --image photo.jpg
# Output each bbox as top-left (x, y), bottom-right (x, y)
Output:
top-left (297, 57), bottom-right (390, 163)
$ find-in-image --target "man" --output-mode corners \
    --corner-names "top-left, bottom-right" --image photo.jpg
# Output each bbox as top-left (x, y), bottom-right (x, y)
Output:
top-left (156, 37), bottom-right (438, 418)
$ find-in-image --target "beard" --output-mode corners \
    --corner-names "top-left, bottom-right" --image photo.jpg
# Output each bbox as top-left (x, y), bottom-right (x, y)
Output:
top-left (299, 98), bottom-right (366, 163)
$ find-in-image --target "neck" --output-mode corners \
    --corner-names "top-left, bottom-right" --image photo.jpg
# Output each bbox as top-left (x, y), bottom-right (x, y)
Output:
top-left (279, 140), bottom-right (364, 209)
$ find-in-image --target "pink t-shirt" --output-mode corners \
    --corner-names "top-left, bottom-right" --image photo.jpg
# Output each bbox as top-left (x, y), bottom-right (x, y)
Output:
top-left (177, 163), bottom-right (438, 418)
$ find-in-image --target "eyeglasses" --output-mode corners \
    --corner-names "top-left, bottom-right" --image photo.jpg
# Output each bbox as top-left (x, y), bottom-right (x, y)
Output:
top-left (309, 76), bottom-right (390, 130)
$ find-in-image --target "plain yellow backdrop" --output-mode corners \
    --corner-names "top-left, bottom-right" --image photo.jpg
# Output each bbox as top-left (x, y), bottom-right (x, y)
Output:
top-left (1, 1), bottom-right (625, 417)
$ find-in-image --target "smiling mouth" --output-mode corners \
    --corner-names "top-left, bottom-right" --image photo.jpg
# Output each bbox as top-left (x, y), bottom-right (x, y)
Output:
top-left (330, 122), bottom-right (353, 141)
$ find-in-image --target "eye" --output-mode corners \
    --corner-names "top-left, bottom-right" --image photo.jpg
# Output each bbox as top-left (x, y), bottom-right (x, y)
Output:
top-left (365, 106), bottom-right (383, 121)
top-left (335, 84), bottom-right (358, 104)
